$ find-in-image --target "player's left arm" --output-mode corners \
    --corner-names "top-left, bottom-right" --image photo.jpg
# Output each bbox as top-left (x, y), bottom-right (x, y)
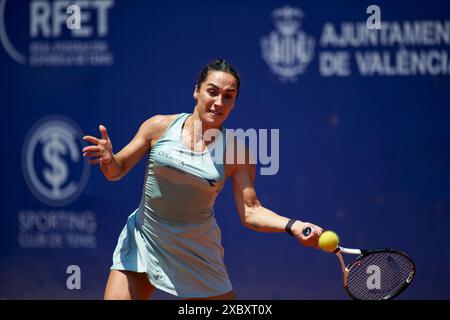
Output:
top-left (230, 143), bottom-right (323, 247)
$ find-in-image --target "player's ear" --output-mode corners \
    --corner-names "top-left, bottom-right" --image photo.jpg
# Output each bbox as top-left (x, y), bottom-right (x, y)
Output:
top-left (193, 85), bottom-right (199, 101)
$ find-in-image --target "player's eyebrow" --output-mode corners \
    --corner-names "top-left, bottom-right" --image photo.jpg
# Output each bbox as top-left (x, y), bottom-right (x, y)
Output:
top-left (206, 83), bottom-right (237, 92)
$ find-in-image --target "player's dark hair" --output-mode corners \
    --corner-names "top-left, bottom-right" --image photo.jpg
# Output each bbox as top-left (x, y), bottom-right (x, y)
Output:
top-left (195, 59), bottom-right (240, 97)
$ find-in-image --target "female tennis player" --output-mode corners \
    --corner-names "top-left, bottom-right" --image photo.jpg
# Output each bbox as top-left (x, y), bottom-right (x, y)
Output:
top-left (82, 59), bottom-right (324, 300)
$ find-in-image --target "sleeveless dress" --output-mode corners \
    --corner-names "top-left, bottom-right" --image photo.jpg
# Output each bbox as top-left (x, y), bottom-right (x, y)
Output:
top-left (110, 113), bottom-right (233, 298)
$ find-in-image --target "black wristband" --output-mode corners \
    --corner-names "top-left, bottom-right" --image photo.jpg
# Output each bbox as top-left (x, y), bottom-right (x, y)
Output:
top-left (285, 219), bottom-right (297, 236)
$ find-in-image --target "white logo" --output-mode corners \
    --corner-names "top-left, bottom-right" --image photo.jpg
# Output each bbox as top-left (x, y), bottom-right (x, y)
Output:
top-left (0, 0), bottom-right (115, 66)
top-left (22, 115), bottom-right (90, 207)
top-left (260, 6), bottom-right (315, 81)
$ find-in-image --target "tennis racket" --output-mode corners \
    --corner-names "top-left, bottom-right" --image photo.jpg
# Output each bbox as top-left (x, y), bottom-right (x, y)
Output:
top-left (303, 227), bottom-right (416, 300)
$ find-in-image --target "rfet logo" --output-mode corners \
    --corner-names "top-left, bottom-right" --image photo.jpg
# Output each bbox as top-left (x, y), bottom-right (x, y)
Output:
top-left (22, 115), bottom-right (90, 206)
top-left (0, 0), bottom-right (114, 66)
top-left (260, 6), bottom-right (315, 81)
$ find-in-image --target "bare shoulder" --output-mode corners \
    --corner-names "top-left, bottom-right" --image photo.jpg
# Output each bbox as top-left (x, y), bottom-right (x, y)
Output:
top-left (139, 114), bottom-right (179, 143)
top-left (142, 114), bottom-right (178, 132)
top-left (225, 134), bottom-right (255, 177)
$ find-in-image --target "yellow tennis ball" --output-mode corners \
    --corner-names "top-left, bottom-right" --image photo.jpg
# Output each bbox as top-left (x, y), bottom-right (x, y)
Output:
top-left (318, 231), bottom-right (340, 252)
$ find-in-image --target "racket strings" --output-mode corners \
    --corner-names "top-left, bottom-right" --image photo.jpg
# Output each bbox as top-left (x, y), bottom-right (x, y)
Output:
top-left (346, 252), bottom-right (414, 300)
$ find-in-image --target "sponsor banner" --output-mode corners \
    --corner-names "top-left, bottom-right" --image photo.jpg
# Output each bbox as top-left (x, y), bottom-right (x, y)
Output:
top-left (0, 0), bottom-right (115, 66)
top-left (261, 6), bottom-right (450, 80)
top-left (20, 115), bottom-right (97, 249)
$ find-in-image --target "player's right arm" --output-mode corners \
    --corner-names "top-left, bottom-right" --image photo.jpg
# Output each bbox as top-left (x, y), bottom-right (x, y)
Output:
top-left (82, 115), bottom-right (171, 181)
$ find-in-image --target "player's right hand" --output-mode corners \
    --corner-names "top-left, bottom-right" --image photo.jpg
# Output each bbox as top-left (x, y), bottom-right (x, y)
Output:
top-left (82, 124), bottom-right (114, 165)
top-left (292, 221), bottom-right (323, 248)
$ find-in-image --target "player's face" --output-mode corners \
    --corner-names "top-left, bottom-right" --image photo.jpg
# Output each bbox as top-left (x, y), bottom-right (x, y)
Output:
top-left (194, 71), bottom-right (238, 127)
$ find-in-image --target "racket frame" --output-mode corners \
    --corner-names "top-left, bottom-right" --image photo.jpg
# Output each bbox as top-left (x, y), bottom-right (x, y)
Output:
top-left (334, 247), bottom-right (416, 300)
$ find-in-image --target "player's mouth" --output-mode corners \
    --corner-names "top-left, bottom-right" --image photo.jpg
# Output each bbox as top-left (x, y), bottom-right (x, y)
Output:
top-left (208, 110), bottom-right (223, 117)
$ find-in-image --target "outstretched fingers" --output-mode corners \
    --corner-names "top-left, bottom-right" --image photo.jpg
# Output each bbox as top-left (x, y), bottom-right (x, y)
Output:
top-left (84, 152), bottom-right (101, 158)
top-left (82, 145), bottom-right (100, 153)
top-left (83, 135), bottom-right (101, 145)
top-left (99, 124), bottom-right (109, 140)
top-left (82, 125), bottom-right (113, 166)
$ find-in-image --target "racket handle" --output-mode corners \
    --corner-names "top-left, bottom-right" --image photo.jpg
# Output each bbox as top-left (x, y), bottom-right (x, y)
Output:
top-left (302, 227), bottom-right (312, 237)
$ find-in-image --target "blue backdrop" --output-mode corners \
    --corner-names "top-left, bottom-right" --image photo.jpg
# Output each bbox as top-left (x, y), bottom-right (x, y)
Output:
top-left (1, 0), bottom-right (450, 299)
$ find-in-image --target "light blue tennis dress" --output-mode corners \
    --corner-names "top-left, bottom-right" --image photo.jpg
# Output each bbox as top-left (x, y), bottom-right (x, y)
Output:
top-left (111, 113), bottom-right (233, 298)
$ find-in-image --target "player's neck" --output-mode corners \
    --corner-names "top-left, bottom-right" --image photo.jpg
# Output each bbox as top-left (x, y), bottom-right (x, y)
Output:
top-left (184, 112), bottom-right (221, 149)
top-left (189, 110), bottom-right (222, 134)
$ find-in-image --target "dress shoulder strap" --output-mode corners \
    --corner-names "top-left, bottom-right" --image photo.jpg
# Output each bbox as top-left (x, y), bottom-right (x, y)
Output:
top-left (158, 113), bottom-right (190, 141)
